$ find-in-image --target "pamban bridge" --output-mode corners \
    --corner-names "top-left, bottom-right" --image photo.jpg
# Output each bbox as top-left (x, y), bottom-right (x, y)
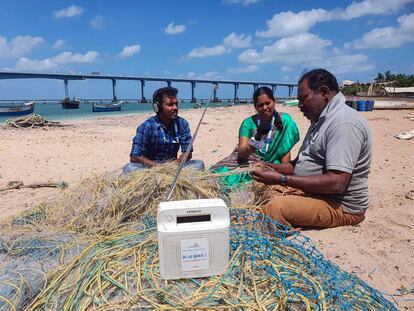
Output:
top-left (0, 71), bottom-right (297, 102)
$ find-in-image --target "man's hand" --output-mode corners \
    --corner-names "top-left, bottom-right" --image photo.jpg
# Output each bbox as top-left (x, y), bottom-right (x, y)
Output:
top-left (130, 155), bottom-right (158, 167)
top-left (177, 151), bottom-right (192, 164)
top-left (251, 168), bottom-right (282, 185)
top-left (254, 161), bottom-right (274, 169)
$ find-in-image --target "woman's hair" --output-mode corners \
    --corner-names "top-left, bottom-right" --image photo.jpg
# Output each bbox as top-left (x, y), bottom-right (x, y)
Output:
top-left (253, 86), bottom-right (274, 103)
top-left (252, 86), bottom-right (283, 131)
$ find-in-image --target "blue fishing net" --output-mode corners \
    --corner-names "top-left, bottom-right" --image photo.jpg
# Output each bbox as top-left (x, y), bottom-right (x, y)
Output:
top-left (1, 209), bottom-right (396, 310)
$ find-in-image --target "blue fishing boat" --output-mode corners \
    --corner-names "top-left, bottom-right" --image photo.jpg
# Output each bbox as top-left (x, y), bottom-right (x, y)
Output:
top-left (0, 101), bottom-right (35, 117)
top-left (92, 101), bottom-right (123, 112)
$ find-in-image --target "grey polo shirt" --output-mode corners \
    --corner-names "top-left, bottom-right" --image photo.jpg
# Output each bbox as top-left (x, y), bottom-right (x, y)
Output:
top-left (294, 92), bottom-right (372, 214)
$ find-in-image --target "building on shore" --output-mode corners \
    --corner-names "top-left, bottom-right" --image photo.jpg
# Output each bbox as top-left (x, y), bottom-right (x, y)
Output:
top-left (384, 86), bottom-right (414, 97)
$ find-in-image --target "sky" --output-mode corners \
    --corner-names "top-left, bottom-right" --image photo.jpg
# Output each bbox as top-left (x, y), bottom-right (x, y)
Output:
top-left (0, 0), bottom-right (413, 99)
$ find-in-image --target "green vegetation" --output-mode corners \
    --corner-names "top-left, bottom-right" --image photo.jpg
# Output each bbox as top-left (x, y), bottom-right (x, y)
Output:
top-left (374, 70), bottom-right (414, 87)
top-left (341, 71), bottom-right (414, 95)
top-left (342, 84), bottom-right (368, 96)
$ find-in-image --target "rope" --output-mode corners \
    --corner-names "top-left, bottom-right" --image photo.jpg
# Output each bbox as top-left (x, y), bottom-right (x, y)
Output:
top-left (0, 180), bottom-right (68, 192)
top-left (4, 113), bottom-right (62, 128)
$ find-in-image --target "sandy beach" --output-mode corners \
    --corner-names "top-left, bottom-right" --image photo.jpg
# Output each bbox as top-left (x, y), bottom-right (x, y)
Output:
top-left (1, 104), bottom-right (413, 308)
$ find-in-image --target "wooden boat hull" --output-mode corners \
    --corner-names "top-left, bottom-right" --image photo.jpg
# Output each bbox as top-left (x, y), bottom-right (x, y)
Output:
top-left (92, 102), bottom-right (122, 112)
top-left (0, 101), bottom-right (35, 117)
top-left (61, 99), bottom-right (80, 109)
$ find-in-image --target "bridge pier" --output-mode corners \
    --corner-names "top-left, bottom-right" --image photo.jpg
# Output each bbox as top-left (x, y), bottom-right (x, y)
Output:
top-left (64, 80), bottom-right (69, 98)
top-left (234, 83), bottom-right (239, 102)
top-left (213, 83), bottom-right (219, 102)
top-left (272, 85), bottom-right (277, 97)
top-left (191, 82), bottom-right (196, 103)
top-left (0, 72), bottom-right (299, 105)
top-left (140, 80), bottom-right (147, 103)
top-left (112, 79), bottom-right (117, 102)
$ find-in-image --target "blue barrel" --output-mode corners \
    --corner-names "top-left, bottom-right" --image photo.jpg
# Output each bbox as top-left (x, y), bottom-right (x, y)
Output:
top-left (366, 100), bottom-right (374, 111)
top-left (357, 100), bottom-right (366, 111)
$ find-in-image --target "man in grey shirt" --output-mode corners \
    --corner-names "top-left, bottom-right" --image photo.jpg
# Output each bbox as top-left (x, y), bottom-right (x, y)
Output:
top-left (252, 69), bottom-right (372, 228)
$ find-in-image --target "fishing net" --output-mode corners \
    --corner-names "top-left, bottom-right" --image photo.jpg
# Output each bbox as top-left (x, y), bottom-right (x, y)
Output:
top-left (0, 165), bottom-right (395, 310)
top-left (3, 113), bottom-right (62, 128)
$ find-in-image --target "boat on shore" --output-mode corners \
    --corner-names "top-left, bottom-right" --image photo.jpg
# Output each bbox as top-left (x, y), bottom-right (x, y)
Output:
top-left (283, 99), bottom-right (299, 106)
top-left (61, 98), bottom-right (80, 109)
top-left (92, 101), bottom-right (123, 112)
top-left (0, 101), bottom-right (35, 117)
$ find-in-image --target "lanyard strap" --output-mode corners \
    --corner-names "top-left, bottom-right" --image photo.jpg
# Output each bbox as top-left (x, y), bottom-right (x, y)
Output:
top-left (161, 121), bottom-right (179, 144)
top-left (257, 112), bottom-right (276, 155)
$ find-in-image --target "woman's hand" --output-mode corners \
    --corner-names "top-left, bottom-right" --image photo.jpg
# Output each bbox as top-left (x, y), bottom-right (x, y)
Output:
top-left (237, 136), bottom-right (254, 159)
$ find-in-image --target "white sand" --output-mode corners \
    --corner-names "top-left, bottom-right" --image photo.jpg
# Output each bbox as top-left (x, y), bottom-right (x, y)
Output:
top-left (0, 104), bottom-right (413, 308)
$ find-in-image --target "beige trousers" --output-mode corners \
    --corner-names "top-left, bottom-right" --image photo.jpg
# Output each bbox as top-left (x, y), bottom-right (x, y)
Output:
top-left (255, 183), bottom-right (365, 228)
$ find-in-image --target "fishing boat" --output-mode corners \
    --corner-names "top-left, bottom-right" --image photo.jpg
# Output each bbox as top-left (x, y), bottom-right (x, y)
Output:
top-left (61, 97), bottom-right (80, 109)
top-left (0, 101), bottom-right (35, 117)
top-left (283, 99), bottom-right (299, 106)
top-left (92, 101), bottom-right (123, 112)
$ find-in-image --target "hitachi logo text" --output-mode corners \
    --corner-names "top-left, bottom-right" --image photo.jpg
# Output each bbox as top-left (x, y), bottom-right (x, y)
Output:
top-left (186, 210), bottom-right (202, 214)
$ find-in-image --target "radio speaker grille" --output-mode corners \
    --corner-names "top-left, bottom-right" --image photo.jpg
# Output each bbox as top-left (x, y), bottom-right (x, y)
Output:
top-left (161, 231), bottom-right (229, 279)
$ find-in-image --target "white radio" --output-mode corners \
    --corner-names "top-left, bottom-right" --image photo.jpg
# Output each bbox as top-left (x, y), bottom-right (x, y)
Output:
top-left (157, 198), bottom-right (230, 280)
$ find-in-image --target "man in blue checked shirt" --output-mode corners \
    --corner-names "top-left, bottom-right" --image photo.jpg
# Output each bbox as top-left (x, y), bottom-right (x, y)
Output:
top-left (123, 87), bottom-right (205, 174)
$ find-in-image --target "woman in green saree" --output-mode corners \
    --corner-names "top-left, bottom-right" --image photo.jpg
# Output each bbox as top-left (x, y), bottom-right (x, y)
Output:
top-left (212, 86), bottom-right (299, 187)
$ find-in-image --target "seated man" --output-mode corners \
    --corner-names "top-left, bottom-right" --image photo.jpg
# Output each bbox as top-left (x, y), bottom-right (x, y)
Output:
top-left (252, 69), bottom-right (372, 228)
top-left (123, 87), bottom-right (204, 174)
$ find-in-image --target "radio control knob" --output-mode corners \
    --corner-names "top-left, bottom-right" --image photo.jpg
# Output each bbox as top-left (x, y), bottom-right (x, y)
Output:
top-left (166, 215), bottom-right (173, 222)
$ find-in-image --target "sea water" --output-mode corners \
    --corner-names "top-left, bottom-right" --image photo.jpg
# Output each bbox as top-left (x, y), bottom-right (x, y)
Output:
top-left (0, 100), bottom-right (249, 124)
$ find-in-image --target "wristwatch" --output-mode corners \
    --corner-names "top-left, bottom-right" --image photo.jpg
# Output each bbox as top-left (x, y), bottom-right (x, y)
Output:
top-left (280, 174), bottom-right (289, 186)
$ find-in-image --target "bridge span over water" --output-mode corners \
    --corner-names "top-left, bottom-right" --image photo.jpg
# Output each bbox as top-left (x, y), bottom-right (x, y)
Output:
top-left (0, 71), bottom-right (297, 103)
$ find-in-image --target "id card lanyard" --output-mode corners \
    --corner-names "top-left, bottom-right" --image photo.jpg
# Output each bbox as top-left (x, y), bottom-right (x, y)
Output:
top-left (257, 112), bottom-right (276, 155)
top-left (161, 121), bottom-right (180, 144)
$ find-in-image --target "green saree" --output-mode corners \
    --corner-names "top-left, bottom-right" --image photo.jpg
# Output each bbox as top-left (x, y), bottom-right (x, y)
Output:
top-left (212, 112), bottom-right (299, 187)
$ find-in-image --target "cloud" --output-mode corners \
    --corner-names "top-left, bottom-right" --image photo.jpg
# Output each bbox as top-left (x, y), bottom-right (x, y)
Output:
top-left (257, 9), bottom-right (331, 38)
top-left (281, 65), bottom-right (293, 72)
top-left (188, 45), bottom-right (228, 58)
top-left (53, 39), bottom-right (66, 49)
top-left (0, 35), bottom-right (44, 58)
top-left (53, 5), bottom-right (83, 18)
top-left (223, 32), bottom-right (252, 48)
top-left (187, 32), bottom-right (251, 58)
top-left (15, 51), bottom-right (99, 71)
top-left (185, 71), bottom-right (222, 80)
top-left (256, 0), bottom-right (412, 37)
top-left (222, 0), bottom-right (260, 6)
top-left (164, 22), bottom-right (186, 35)
top-left (336, 0), bottom-right (412, 20)
top-left (316, 53), bottom-right (374, 75)
top-left (90, 15), bottom-right (106, 30)
top-left (239, 33), bottom-right (331, 64)
top-left (227, 65), bottom-right (260, 73)
top-left (119, 45), bottom-right (141, 58)
top-left (350, 13), bottom-right (414, 49)
top-left (238, 33), bottom-right (373, 75)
